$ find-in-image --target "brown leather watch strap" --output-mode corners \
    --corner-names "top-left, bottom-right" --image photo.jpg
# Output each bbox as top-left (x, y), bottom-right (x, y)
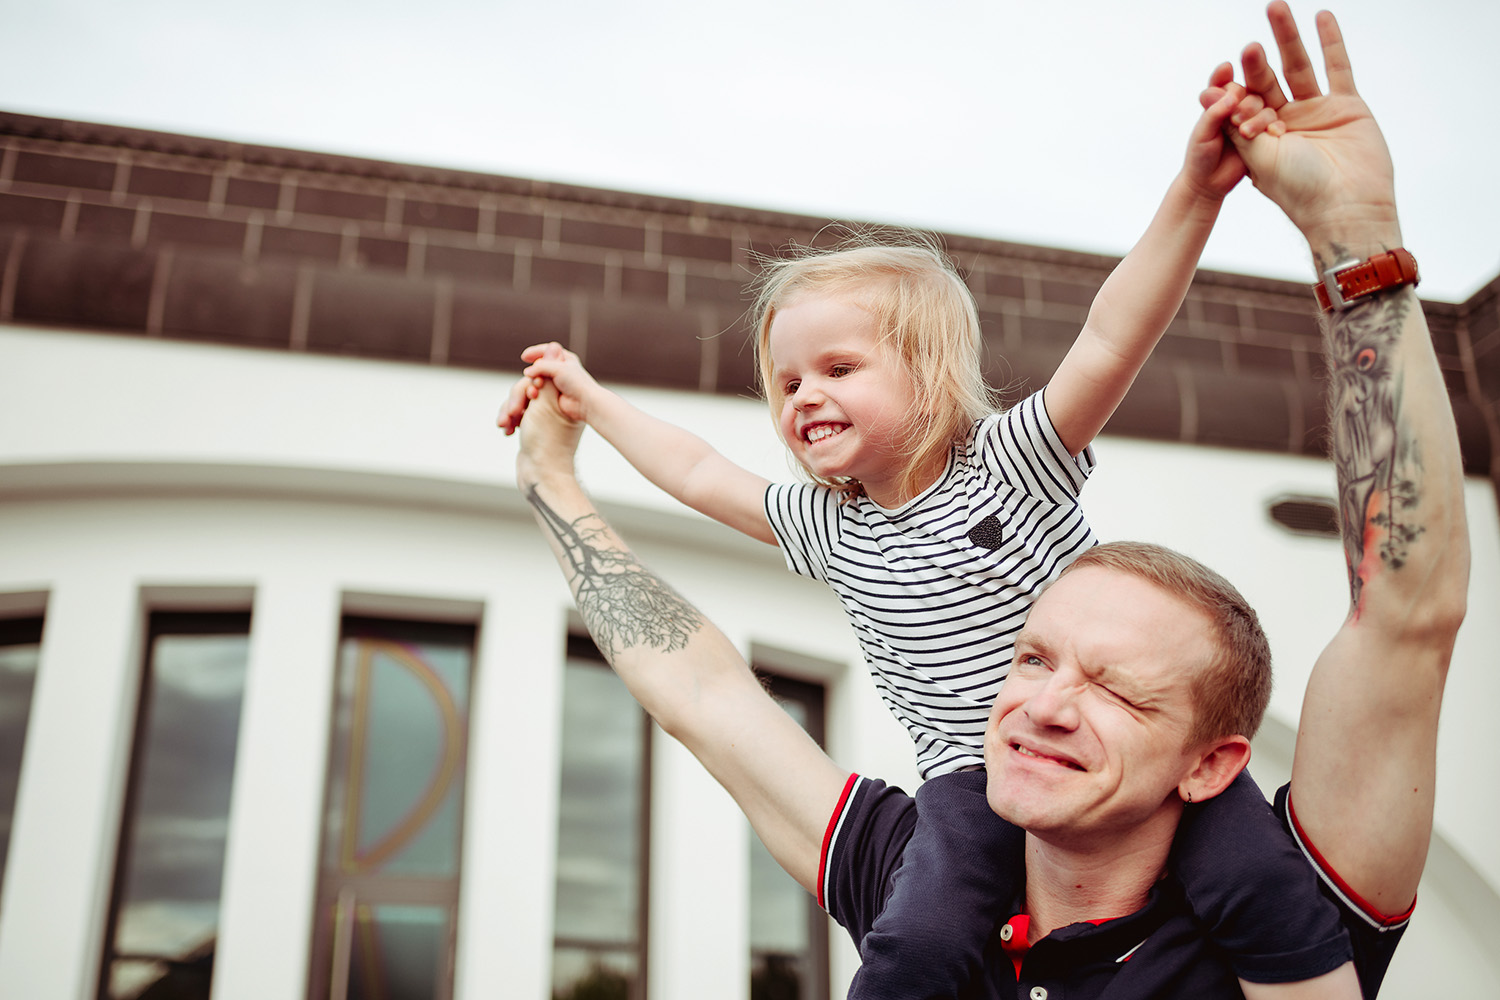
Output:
top-left (1313, 248), bottom-right (1420, 311)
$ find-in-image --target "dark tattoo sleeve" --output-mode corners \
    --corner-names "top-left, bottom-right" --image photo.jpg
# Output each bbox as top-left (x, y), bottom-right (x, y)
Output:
top-left (527, 485), bottom-right (703, 659)
top-left (1320, 254), bottom-right (1423, 611)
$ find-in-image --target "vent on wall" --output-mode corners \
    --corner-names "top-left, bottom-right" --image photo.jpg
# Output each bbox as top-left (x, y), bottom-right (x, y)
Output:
top-left (1267, 495), bottom-right (1340, 537)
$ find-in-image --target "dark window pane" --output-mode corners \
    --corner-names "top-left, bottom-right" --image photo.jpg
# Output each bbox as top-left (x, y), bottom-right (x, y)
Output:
top-left (0, 617), bottom-right (44, 910)
top-left (750, 831), bottom-right (810, 998)
top-left (103, 613), bottom-right (251, 1000)
top-left (552, 640), bottom-right (648, 1000)
top-left (346, 904), bottom-right (446, 1000)
top-left (551, 945), bottom-right (637, 1000)
top-left (751, 673), bottom-right (829, 1000)
top-left (751, 952), bottom-right (807, 1000)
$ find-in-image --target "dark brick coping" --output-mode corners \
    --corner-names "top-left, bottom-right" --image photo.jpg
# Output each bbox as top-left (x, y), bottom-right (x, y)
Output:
top-left (1, 110), bottom-right (1495, 480)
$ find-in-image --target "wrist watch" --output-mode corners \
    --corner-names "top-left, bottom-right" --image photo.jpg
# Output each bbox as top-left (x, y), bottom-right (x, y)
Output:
top-left (1314, 248), bottom-right (1420, 312)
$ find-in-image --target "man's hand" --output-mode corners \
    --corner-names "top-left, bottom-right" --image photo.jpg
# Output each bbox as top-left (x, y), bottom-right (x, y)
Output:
top-left (1206, 3), bottom-right (1399, 259)
top-left (514, 379), bottom-right (584, 492)
top-left (495, 372), bottom-right (536, 436)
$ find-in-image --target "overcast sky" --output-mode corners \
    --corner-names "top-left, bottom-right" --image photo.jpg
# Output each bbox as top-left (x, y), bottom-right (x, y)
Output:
top-left (4, 0), bottom-right (1495, 302)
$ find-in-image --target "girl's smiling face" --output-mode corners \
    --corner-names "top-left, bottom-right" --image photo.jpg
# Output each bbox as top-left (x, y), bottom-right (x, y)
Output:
top-left (766, 292), bottom-right (921, 507)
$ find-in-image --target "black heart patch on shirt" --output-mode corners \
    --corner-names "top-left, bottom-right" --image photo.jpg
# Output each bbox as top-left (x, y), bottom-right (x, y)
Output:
top-left (967, 514), bottom-right (1005, 550)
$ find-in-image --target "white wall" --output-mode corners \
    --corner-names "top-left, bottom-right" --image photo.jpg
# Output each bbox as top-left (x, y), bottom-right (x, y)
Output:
top-left (0, 325), bottom-right (1495, 997)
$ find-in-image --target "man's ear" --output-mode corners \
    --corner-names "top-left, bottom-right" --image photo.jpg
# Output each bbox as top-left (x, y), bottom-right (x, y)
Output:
top-left (1178, 735), bottom-right (1251, 804)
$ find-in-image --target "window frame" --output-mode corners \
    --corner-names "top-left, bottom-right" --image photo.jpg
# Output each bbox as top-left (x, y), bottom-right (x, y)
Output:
top-left (550, 632), bottom-right (653, 1000)
top-left (96, 610), bottom-right (253, 1000)
top-left (0, 614), bottom-right (45, 911)
top-left (750, 668), bottom-right (831, 1000)
top-left (306, 613), bottom-right (479, 1000)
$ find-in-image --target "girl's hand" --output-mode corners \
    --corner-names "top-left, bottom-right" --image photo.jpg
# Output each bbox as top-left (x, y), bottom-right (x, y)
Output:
top-left (520, 342), bottom-right (599, 424)
top-left (496, 342), bottom-right (599, 434)
top-left (1182, 83), bottom-right (1248, 203)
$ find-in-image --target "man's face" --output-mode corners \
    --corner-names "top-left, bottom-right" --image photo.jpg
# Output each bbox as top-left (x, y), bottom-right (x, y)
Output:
top-left (984, 566), bottom-right (1219, 850)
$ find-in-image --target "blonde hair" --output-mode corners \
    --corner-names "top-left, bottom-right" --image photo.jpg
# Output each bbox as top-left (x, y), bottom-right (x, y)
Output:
top-left (750, 231), bottom-right (999, 502)
top-left (1059, 541), bottom-right (1273, 747)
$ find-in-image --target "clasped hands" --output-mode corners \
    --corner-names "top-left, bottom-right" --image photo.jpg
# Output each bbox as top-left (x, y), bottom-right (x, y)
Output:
top-left (1205, 2), bottom-right (1401, 258)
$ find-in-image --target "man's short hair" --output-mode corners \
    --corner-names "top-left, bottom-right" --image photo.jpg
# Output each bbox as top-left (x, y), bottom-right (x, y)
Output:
top-left (1059, 541), bottom-right (1272, 746)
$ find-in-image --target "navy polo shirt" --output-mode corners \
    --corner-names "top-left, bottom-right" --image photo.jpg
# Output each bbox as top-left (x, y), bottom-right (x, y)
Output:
top-left (819, 773), bottom-right (1406, 999)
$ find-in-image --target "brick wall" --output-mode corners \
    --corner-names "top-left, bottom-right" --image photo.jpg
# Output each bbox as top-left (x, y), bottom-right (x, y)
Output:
top-left (1, 110), bottom-right (1493, 482)
top-left (1464, 278), bottom-right (1500, 477)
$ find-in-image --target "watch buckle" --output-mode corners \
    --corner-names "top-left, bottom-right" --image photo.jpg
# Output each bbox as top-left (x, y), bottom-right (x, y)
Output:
top-left (1321, 261), bottom-right (1358, 311)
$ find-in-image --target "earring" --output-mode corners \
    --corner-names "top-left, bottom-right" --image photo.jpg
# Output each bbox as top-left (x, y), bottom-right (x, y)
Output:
top-left (1186, 791), bottom-right (1193, 803)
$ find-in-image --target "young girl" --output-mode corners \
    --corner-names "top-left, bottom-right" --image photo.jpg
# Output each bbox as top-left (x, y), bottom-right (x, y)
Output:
top-left (499, 90), bottom-right (1356, 999)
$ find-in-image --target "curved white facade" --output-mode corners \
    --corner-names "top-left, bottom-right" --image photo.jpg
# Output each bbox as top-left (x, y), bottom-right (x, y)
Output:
top-left (0, 325), bottom-right (1496, 998)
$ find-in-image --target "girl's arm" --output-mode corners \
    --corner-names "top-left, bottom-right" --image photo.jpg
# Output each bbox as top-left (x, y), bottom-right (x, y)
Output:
top-left (499, 342), bottom-right (777, 545)
top-left (1045, 86), bottom-right (1245, 456)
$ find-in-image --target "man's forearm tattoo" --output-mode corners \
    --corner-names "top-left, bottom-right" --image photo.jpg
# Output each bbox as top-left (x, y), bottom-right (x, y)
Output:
top-left (1321, 265), bottom-right (1423, 611)
top-left (527, 485), bottom-right (702, 659)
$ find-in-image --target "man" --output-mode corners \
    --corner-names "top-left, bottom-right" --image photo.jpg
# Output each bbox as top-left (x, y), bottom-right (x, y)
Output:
top-left (511, 5), bottom-right (1468, 996)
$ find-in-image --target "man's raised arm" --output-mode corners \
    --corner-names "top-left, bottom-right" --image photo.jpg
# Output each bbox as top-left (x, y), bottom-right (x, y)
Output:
top-left (515, 382), bottom-right (850, 894)
top-left (1221, 3), bottom-right (1469, 919)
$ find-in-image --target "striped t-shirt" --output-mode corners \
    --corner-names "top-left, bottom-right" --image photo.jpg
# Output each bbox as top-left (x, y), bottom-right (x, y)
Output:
top-left (764, 389), bottom-right (1097, 777)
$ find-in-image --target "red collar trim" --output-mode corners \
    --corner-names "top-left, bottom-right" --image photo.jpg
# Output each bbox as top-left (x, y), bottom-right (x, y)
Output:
top-left (1001, 913), bottom-right (1115, 978)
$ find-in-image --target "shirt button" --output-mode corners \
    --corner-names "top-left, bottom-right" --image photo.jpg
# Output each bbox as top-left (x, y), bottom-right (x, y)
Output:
top-left (999, 923), bottom-right (1014, 942)
top-left (1029, 988), bottom-right (1048, 1000)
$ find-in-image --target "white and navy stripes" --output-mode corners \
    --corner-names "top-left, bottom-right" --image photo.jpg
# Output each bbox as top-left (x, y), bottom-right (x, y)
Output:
top-left (766, 389), bottom-right (1098, 778)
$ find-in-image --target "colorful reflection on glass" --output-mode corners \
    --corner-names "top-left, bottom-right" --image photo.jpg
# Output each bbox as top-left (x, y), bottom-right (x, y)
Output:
top-left (325, 636), bottom-right (468, 879)
top-left (551, 639), bottom-right (649, 1000)
top-left (0, 617), bottom-right (43, 914)
top-left (104, 614), bottom-right (251, 1000)
top-left (312, 618), bottom-right (473, 1000)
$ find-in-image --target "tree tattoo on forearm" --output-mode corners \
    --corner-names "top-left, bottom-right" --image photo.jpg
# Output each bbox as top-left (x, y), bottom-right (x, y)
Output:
top-left (527, 485), bottom-right (702, 658)
top-left (1321, 267), bottom-right (1423, 611)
